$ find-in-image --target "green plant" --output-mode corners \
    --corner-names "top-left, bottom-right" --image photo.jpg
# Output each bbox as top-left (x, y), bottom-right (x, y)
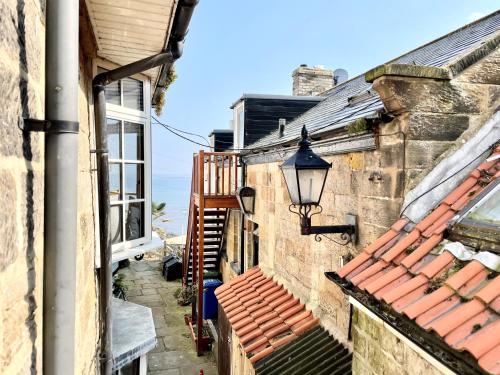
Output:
top-left (152, 201), bottom-right (167, 220)
top-left (177, 285), bottom-right (197, 306)
top-left (346, 118), bottom-right (369, 135)
top-left (173, 287), bottom-right (182, 299)
top-left (405, 245), bottom-right (416, 254)
top-left (471, 324), bottom-right (482, 334)
top-left (154, 67), bottom-right (178, 116)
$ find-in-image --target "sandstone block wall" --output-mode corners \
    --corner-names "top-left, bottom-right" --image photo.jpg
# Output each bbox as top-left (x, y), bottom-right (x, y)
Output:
top-left (352, 307), bottom-right (446, 375)
top-left (0, 1), bottom-right (46, 372)
top-left (0, 1), bottom-right (99, 373)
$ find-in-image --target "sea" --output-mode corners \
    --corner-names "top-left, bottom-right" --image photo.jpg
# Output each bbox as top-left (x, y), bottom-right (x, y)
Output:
top-left (152, 174), bottom-right (191, 236)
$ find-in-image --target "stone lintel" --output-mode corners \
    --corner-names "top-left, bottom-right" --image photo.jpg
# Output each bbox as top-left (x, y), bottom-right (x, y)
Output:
top-left (365, 63), bottom-right (450, 83)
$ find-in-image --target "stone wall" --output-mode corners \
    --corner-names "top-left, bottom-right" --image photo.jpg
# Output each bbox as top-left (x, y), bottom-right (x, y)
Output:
top-left (0, 0), bottom-right (46, 372)
top-left (0, 1), bottom-right (99, 373)
top-left (351, 306), bottom-right (448, 375)
top-left (292, 65), bottom-right (333, 96)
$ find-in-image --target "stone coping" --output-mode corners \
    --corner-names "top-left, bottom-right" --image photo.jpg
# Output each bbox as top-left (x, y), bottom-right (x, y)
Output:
top-left (112, 298), bottom-right (156, 371)
top-left (365, 63), bottom-right (450, 83)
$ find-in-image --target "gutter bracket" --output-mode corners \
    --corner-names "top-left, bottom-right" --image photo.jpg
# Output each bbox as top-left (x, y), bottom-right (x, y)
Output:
top-left (23, 118), bottom-right (79, 133)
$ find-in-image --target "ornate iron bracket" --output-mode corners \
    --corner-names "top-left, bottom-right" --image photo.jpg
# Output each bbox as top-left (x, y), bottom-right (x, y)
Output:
top-left (289, 204), bottom-right (357, 245)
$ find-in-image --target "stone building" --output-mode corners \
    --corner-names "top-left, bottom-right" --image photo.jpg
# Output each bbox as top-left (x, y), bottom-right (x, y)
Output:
top-left (0, 0), bottom-right (197, 374)
top-left (213, 11), bottom-right (500, 375)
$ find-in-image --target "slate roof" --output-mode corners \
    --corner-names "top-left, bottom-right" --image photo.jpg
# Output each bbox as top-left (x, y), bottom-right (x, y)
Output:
top-left (333, 147), bottom-right (500, 374)
top-left (253, 326), bottom-right (352, 375)
top-left (247, 11), bottom-right (500, 150)
top-left (215, 267), bottom-right (321, 364)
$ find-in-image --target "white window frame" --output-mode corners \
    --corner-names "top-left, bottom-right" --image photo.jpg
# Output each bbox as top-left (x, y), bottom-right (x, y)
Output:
top-left (233, 101), bottom-right (245, 150)
top-left (93, 59), bottom-right (152, 256)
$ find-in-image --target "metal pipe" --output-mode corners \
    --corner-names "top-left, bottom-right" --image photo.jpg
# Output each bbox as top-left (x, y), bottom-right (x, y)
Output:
top-left (93, 1), bottom-right (198, 372)
top-left (239, 160), bottom-right (247, 274)
top-left (43, 0), bottom-right (80, 374)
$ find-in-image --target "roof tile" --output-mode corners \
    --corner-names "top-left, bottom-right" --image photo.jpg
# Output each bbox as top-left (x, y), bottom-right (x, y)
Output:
top-left (428, 299), bottom-right (485, 337)
top-left (478, 344), bottom-right (500, 375)
top-left (216, 267), bottom-right (318, 363)
top-left (475, 275), bottom-right (500, 304)
top-left (382, 274), bottom-right (428, 304)
top-left (456, 320), bottom-right (500, 359)
top-left (381, 229), bottom-right (421, 262)
top-left (442, 177), bottom-right (478, 206)
top-left (402, 286), bottom-right (454, 320)
top-left (333, 152), bottom-right (500, 374)
top-left (400, 234), bottom-right (443, 269)
top-left (445, 261), bottom-right (486, 290)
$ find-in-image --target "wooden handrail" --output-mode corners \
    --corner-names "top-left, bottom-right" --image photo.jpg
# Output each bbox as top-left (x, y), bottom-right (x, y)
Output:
top-left (182, 150), bottom-right (240, 354)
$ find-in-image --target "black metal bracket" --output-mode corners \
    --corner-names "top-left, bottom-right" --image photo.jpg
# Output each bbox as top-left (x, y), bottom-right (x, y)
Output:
top-left (22, 118), bottom-right (79, 133)
top-left (289, 204), bottom-right (357, 245)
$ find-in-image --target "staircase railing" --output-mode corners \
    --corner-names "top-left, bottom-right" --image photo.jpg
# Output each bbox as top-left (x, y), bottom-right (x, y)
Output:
top-left (182, 150), bottom-right (240, 355)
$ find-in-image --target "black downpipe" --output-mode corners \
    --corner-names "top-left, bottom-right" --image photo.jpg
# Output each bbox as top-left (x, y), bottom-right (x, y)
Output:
top-left (92, 1), bottom-right (198, 373)
top-left (239, 160), bottom-right (247, 274)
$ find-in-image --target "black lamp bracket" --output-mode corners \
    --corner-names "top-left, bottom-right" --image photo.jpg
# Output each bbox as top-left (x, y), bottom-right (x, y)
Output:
top-left (289, 204), bottom-right (357, 245)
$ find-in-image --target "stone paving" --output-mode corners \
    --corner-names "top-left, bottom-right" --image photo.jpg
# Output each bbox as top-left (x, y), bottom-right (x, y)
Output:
top-left (117, 259), bottom-right (218, 375)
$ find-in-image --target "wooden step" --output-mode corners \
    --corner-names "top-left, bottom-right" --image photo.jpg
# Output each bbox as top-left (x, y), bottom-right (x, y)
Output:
top-left (203, 233), bottom-right (222, 239)
top-left (201, 218), bottom-right (225, 224)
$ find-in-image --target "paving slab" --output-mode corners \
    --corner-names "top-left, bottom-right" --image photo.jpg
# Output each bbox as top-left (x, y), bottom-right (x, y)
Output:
top-left (118, 260), bottom-right (218, 375)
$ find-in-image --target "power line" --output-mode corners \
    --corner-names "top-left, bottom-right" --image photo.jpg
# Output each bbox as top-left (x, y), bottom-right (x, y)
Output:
top-left (399, 147), bottom-right (492, 218)
top-left (152, 117), bottom-right (211, 146)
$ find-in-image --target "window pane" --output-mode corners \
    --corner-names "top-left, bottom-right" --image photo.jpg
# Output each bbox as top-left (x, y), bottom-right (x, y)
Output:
top-left (105, 80), bottom-right (121, 106)
top-left (109, 163), bottom-right (122, 201)
top-left (122, 77), bottom-right (144, 111)
top-left (124, 122), bottom-right (144, 160)
top-left (124, 163), bottom-right (144, 200)
top-left (107, 118), bottom-right (121, 159)
top-left (125, 202), bottom-right (144, 240)
top-left (465, 185), bottom-right (500, 225)
top-left (110, 205), bottom-right (123, 245)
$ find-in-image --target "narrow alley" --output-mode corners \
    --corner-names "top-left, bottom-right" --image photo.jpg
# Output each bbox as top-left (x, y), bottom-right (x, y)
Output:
top-left (118, 259), bottom-right (218, 375)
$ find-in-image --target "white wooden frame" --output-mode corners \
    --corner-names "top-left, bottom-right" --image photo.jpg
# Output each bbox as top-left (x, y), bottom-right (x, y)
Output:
top-left (93, 58), bottom-right (152, 256)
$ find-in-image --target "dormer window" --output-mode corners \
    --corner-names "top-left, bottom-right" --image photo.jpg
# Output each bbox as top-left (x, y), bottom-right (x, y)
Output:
top-left (450, 179), bottom-right (500, 252)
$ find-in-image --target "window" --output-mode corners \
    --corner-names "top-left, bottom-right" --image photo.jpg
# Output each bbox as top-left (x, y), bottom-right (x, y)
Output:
top-left (450, 179), bottom-right (500, 252)
top-left (99, 66), bottom-right (152, 253)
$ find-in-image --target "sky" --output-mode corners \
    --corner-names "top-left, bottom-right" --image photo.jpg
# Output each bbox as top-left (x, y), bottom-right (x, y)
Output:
top-left (152, 1), bottom-right (499, 177)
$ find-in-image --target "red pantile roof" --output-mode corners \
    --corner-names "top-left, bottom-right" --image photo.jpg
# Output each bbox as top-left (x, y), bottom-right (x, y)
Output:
top-left (336, 147), bottom-right (500, 375)
top-left (215, 267), bottom-right (320, 363)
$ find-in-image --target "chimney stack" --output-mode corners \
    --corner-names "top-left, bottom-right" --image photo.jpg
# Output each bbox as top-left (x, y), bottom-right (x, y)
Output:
top-left (292, 64), bottom-right (333, 96)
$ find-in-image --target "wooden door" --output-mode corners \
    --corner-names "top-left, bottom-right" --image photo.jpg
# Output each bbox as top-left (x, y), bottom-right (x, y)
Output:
top-left (218, 305), bottom-right (231, 375)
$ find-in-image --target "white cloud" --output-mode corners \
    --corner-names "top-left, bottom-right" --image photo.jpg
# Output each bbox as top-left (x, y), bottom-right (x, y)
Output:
top-left (468, 11), bottom-right (485, 23)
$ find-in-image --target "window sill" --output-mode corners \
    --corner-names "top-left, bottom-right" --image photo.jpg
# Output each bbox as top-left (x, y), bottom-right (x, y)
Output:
top-left (109, 232), bottom-right (164, 265)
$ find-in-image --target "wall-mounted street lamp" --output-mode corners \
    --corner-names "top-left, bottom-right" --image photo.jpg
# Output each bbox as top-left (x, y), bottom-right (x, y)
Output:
top-left (236, 186), bottom-right (256, 215)
top-left (280, 125), bottom-right (356, 244)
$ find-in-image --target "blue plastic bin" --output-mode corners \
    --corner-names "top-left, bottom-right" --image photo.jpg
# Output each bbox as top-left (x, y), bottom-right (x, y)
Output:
top-left (203, 279), bottom-right (223, 319)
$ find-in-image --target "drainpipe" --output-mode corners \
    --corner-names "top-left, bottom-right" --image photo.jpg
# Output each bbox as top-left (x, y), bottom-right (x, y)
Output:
top-left (43, 0), bottom-right (80, 374)
top-left (239, 160), bottom-right (247, 274)
top-left (92, 1), bottom-right (198, 373)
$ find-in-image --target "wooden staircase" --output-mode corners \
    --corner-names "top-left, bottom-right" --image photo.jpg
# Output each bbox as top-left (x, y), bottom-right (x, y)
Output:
top-left (185, 208), bottom-right (226, 285)
top-left (182, 150), bottom-right (239, 355)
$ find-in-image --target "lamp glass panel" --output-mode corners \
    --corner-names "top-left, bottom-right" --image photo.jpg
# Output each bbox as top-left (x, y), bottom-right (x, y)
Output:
top-left (282, 167), bottom-right (300, 204)
top-left (242, 195), bottom-right (254, 213)
top-left (297, 168), bottom-right (328, 204)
